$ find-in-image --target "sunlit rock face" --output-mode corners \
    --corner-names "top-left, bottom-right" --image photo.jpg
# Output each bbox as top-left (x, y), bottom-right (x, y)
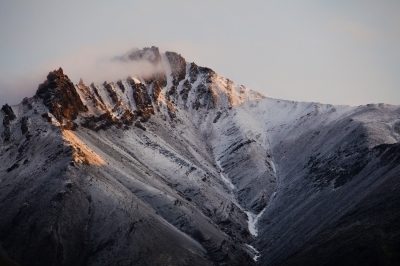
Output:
top-left (0, 47), bottom-right (399, 266)
top-left (36, 68), bottom-right (88, 129)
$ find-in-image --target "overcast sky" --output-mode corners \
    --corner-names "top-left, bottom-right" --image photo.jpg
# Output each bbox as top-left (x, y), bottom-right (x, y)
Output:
top-left (0, 0), bottom-right (399, 106)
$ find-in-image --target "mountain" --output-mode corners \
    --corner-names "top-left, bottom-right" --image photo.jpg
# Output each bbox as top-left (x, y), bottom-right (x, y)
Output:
top-left (0, 47), bottom-right (399, 266)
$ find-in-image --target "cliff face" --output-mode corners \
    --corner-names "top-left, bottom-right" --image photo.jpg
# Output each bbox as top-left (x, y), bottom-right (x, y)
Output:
top-left (1, 104), bottom-right (16, 141)
top-left (36, 68), bottom-right (88, 129)
top-left (0, 47), bottom-right (399, 266)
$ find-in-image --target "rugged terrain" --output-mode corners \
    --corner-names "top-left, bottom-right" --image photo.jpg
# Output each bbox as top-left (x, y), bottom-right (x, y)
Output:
top-left (0, 47), bottom-right (399, 266)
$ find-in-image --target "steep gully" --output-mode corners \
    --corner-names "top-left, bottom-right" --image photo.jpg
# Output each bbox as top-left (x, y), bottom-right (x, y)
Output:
top-left (216, 157), bottom-right (277, 261)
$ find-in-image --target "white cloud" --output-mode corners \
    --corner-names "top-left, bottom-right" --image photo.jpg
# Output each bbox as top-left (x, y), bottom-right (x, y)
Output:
top-left (0, 44), bottom-right (167, 106)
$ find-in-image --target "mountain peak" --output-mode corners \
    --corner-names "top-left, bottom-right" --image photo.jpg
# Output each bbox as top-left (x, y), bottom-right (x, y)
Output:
top-left (117, 46), bottom-right (162, 65)
top-left (35, 67), bottom-right (88, 129)
top-left (29, 48), bottom-right (259, 132)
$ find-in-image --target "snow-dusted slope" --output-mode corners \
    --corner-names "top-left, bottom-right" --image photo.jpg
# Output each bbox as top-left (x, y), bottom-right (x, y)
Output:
top-left (0, 47), bottom-right (399, 266)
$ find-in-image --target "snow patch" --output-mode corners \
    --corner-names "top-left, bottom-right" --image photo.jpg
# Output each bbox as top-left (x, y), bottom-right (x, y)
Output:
top-left (245, 207), bottom-right (267, 237)
top-left (245, 244), bottom-right (261, 262)
top-left (270, 160), bottom-right (277, 173)
top-left (216, 160), bottom-right (235, 191)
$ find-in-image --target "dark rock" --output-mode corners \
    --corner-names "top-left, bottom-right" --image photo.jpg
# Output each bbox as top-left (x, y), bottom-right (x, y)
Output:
top-left (63, 121), bottom-right (78, 130)
top-left (81, 112), bottom-right (117, 131)
top-left (90, 83), bottom-right (106, 106)
top-left (1, 104), bottom-right (16, 121)
top-left (103, 82), bottom-right (119, 105)
top-left (6, 163), bottom-right (19, 172)
top-left (2, 114), bottom-right (10, 127)
top-left (81, 106), bottom-right (135, 132)
top-left (192, 83), bottom-right (216, 110)
top-left (41, 113), bottom-right (52, 123)
top-left (167, 85), bottom-right (177, 101)
top-left (180, 80), bottom-right (192, 103)
top-left (189, 63), bottom-right (199, 83)
top-left (116, 80), bottom-right (126, 93)
top-left (1, 105), bottom-right (14, 142)
top-left (127, 77), bottom-right (154, 121)
top-left (166, 51), bottom-right (186, 86)
top-left (35, 68), bottom-right (88, 127)
top-left (120, 110), bottom-right (135, 126)
top-left (374, 142), bottom-right (400, 165)
top-left (20, 117), bottom-right (29, 135)
top-left (77, 81), bottom-right (106, 112)
top-left (198, 66), bottom-right (215, 79)
top-left (134, 121), bottom-right (146, 131)
top-left (213, 111), bottom-right (222, 123)
top-left (2, 118), bottom-right (11, 141)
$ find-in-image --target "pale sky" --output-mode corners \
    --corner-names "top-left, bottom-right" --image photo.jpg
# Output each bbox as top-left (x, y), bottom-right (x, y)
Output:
top-left (0, 0), bottom-right (399, 106)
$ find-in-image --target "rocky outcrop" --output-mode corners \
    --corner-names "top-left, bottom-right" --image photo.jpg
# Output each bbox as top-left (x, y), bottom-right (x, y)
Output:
top-left (193, 83), bottom-right (216, 110)
top-left (81, 109), bottom-right (135, 131)
top-left (189, 63), bottom-right (200, 83)
top-left (20, 117), bottom-right (29, 135)
top-left (22, 97), bottom-right (33, 110)
top-left (2, 118), bottom-right (11, 142)
top-left (103, 82), bottom-right (120, 106)
top-left (149, 68), bottom-right (168, 102)
top-left (180, 80), bottom-right (192, 104)
top-left (134, 121), bottom-right (146, 131)
top-left (127, 77), bottom-right (154, 121)
top-left (198, 66), bottom-right (215, 83)
top-left (89, 83), bottom-right (106, 106)
top-left (166, 51), bottom-right (186, 85)
top-left (116, 80), bottom-right (126, 93)
top-left (81, 112), bottom-right (117, 131)
top-left (1, 104), bottom-right (16, 121)
top-left (36, 68), bottom-right (88, 129)
top-left (186, 63), bottom-right (217, 110)
top-left (162, 52), bottom-right (186, 104)
top-left (77, 80), bottom-right (107, 112)
top-left (1, 104), bottom-right (15, 142)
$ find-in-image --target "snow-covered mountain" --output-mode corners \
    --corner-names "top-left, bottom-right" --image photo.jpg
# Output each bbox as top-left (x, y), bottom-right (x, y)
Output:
top-left (0, 47), bottom-right (399, 266)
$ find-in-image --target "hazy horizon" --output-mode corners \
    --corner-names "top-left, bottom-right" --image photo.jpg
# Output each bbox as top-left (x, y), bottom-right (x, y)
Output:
top-left (0, 0), bottom-right (399, 106)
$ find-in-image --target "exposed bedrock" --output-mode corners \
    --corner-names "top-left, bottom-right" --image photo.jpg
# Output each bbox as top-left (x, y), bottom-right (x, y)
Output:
top-left (35, 68), bottom-right (87, 129)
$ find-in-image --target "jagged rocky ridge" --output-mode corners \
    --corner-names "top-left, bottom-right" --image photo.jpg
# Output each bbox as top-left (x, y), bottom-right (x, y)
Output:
top-left (0, 47), bottom-right (399, 266)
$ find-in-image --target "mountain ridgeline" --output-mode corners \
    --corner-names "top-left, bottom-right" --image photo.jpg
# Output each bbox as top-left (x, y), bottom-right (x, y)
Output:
top-left (0, 47), bottom-right (399, 266)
